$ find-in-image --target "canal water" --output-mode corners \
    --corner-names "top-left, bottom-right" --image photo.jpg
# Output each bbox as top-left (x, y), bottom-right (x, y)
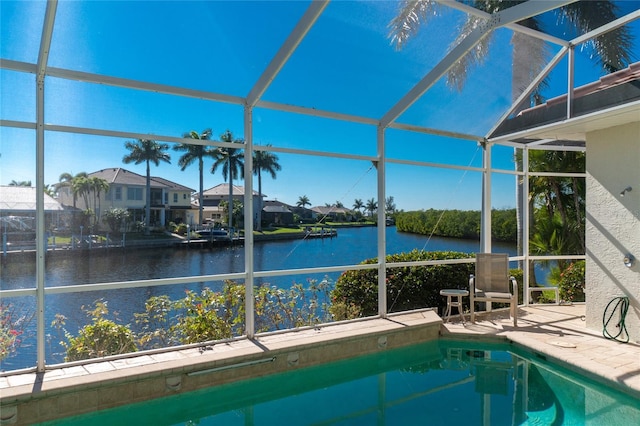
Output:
top-left (1, 227), bottom-right (516, 370)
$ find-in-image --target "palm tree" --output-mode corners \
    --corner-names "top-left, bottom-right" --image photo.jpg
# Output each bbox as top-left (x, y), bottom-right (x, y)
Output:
top-left (71, 176), bottom-right (92, 211)
top-left (8, 180), bottom-right (31, 186)
top-left (297, 195), bottom-right (311, 212)
top-left (528, 150), bottom-right (585, 254)
top-left (353, 199), bottom-right (364, 215)
top-left (365, 198), bottom-right (378, 218)
top-left (44, 184), bottom-right (55, 198)
top-left (211, 130), bottom-right (244, 231)
top-left (55, 172), bottom-right (87, 208)
top-left (123, 139), bottom-right (171, 235)
top-left (385, 196), bottom-right (396, 215)
top-left (174, 129), bottom-right (216, 227)
top-left (90, 177), bottom-right (110, 226)
top-left (253, 147), bottom-right (281, 231)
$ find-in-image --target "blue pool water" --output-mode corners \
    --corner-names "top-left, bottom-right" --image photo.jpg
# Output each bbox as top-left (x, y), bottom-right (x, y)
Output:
top-left (43, 339), bottom-right (640, 425)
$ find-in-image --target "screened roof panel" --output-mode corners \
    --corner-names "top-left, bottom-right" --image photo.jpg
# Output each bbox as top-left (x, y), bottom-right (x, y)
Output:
top-left (1, 0), bottom-right (639, 150)
top-left (0, 0), bottom-right (45, 64)
top-left (0, 70), bottom-right (35, 122)
top-left (262, 1), bottom-right (466, 119)
top-left (48, 1), bottom-right (307, 95)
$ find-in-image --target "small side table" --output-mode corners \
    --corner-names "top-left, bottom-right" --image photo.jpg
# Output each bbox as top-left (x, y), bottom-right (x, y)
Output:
top-left (440, 289), bottom-right (469, 324)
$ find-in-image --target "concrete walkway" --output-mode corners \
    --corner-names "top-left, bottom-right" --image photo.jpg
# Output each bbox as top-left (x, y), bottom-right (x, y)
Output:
top-left (440, 304), bottom-right (640, 398)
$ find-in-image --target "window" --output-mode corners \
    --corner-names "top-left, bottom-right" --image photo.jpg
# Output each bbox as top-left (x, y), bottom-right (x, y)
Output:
top-left (173, 193), bottom-right (178, 203)
top-left (183, 193), bottom-right (187, 200)
top-left (114, 186), bottom-right (122, 201)
top-left (127, 187), bottom-right (143, 201)
top-left (164, 193), bottom-right (168, 204)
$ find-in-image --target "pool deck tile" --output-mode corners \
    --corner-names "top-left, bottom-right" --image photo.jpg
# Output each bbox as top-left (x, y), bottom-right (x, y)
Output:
top-left (440, 304), bottom-right (640, 397)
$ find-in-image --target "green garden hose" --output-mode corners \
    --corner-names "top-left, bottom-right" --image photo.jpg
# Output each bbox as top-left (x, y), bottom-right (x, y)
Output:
top-left (603, 296), bottom-right (629, 343)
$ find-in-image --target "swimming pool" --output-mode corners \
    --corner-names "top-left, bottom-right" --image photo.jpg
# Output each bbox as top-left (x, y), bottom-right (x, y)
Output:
top-left (43, 339), bottom-right (640, 425)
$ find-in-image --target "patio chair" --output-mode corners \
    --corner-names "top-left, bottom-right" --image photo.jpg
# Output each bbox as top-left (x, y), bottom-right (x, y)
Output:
top-left (469, 253), bottom-right (518, 326)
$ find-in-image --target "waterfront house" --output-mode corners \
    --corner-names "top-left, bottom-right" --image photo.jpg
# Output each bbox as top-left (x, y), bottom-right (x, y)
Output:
top-left (311, 205), bottom-right (355, 223)
top-left (56, 168), bottom-right (194, 229)
top-left (194, 183), bottom-right (262, 228)
top-left (262, 200), bottom-right (295, 226)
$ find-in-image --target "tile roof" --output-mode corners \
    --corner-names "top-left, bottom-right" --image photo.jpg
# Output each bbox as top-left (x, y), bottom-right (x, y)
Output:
top-left (88, 168), bottom-right (193, 192)
top-left (263, 205), bottom-right (292, 213)
top-left (203, 183), bottom-right (260, 196)
top-left (490, 61), bottom-right (640, 144)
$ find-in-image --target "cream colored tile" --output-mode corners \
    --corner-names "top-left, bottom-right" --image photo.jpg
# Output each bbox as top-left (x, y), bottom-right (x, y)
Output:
top-left (84, 361), bottom-right (117, 374)
top-left (6, 373), bottom-right (37, 387)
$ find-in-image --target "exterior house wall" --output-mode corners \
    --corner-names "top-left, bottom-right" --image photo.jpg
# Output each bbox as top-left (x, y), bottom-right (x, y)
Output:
top-left (58, 185), bottom-right (193, 229)
top-left (585, 121), bottom-right (640, 343)
top-left (197, 190), bottom-right (262, 228)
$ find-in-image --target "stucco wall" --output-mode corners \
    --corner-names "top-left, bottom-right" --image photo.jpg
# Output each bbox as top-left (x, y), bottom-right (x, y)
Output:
top-left (586, 121), bottom-right (640, 343)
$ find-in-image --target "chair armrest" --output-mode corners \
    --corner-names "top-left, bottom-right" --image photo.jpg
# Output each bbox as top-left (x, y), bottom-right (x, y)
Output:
top-left (509, 276), bottom-right (518, 301)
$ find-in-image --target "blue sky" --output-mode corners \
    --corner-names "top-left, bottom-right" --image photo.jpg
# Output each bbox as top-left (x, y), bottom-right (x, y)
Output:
top-left (1, 1), bottom-right (638, 212)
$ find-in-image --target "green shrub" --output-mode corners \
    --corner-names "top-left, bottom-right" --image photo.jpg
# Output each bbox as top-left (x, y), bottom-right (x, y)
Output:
top-left (170, 286), bottom-right (238, 344)
top-left (135, 280), bottom-right (335, 347)
top-left (55, 300), bottom-right (137, 362)
top-left (64, 318), bottom-right (137, 361)
top-left (175, 223), bottom-right (188, 235)
top-left (558, 261), bottom-right (585, 303)
top-left (332, 250), bottom-right (475, 318)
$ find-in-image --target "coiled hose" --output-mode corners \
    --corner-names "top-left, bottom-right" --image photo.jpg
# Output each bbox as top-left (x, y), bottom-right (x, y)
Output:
top-left (602, 296), bottom-right (629, 343)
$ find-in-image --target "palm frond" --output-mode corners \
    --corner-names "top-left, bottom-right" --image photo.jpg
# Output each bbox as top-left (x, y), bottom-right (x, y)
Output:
top-left (561, 1), bottom-right (634, 72)
top-left (446, 16), bottom-right (494, 91)
top-left (388, 0), bottom-right (441, 50)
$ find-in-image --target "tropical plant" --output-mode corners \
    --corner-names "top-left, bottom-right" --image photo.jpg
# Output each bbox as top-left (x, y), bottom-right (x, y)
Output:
top-left (353, 198), bottom-right (364, 214)
top-left (134, 280), bottom-right (336, 347)
top-left (365, 198), bottom-right (377, 218)
top-left (211, 131), bottom-right (244, 230)
top-left (255, 278), bottom-right (334, 330)
top-left (557, 261), bottom-right (586, 303)
top-left (253, 147), bottom-right (281, 231)
top-left (55, 172), bottom-right (87, 208)
top-left (133, 295), bottom-right (173, 349)
top-left (174, 129), bottom-right (216, 226)
top-left (8, 180), bottom-right (31, 186)
top-left (43, 184), bottom-right (56, 198)
top-left (55, 300), bottom-right (137, 362)
top-left (0, 302), bottom-right (34, 361)
top-left (385, 196), bottom-right (397, 215)
top-left (219, 200), bottom-right (244, 230)
top-left (102, 207), bottom-right (131, 234)
top-left (528, 150), bottom-right (585, 254)
top-left (89, 177), bottom-right (110, 225)
top-left (122, 139), bottom-right (171, 235)
top-left (297, 195), bottom-right (311, 208)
